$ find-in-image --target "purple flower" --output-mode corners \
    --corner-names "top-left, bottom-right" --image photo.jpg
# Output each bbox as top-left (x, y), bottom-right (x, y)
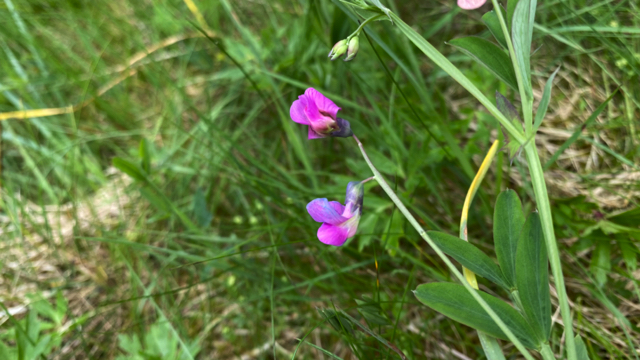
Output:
top-left (306, 181), bottom-right (364, 246)
top-left (290, 88), bottom-right (353, 139)
top-left (457, 0), bottom-right (486, 9)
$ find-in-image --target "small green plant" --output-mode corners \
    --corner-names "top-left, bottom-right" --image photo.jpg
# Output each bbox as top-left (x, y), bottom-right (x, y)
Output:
top-left (116, 321), bottom-right (200, 360)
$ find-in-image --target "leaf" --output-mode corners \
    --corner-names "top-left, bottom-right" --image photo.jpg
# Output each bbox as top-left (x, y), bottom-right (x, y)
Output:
top-left (533, 66), bottom-right (560, 133)
top-left (317, 308), bottom-right (355, 336)
top-left (427, 231), bottom-right (510, 290)
top-left (113, 157), bottom-right (147, 182)
top-left (590, 239), bottom-right (611, 286)
top-left (448, 37), bottom-right (518, 91)
top-left (495, 91), bottom-right (520, 122)
top-left (511, 0), bottom-right (537, 92)
top-left (355, 296), bottom-right (391, 326)
top-left (192, 188), bottom-right (213, 227)
top-left (494, 189), bottom-right (525, 288)
top-left (507, 0), bottom-right (518, 32)
top-left (620, 238), bottom-right (638, 271)
top-left (367, 0), bottom-right (393, 22)
top-left (515, 212), bottom-right (551, 342)
top-left (482, 8), bottom-right (509, 49)
top-left (139, 138), bottom-right (151, 174)
top-left (575, 335), bottom-right (591, 360)
top-left (414, 282), bottom-right (540, 349)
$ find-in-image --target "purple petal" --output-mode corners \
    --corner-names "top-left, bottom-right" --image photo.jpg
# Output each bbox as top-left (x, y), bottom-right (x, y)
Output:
top-left (457, 0), bottom-right (486, 9)
top-left (306, 198), bottom-right (347, 225)
top-left (308, 127), bottom-right (327, 139)
top-left (328, 201), bottom-right (345, 215)
top-left (290, 98), bottom-right (310, 125)
top-left (341, 214), bottom-right (361, 238)
top-left (304, 88), bottom-right (340, 119)
top-left (317, 223), bottom-right (350, 246)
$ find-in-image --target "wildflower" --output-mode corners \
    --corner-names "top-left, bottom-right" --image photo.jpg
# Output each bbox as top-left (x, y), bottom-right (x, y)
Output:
top-left (290, 88), bottom-right (353, 139)
top-left (344, 37), bottom-right (359, 62)
top-left (306, 181), bottom-right (364, 246)
top-left (328, 39), bottom-right (348, 60)
top-left (457, 0), bottom-right (486, 10)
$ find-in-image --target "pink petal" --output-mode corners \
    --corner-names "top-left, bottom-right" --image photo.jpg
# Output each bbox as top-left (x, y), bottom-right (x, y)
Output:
top-left (307, 127), bottom-right (327, 139)
top-left (328, 201), bottom-right (345, 215)
top-left (341, 213), bottom-right (361, 238)
top-left (457, 0), bottom-right (486, 9)
top-left (290, 98), bottom-right (310, 125)
top-left (317, 223), bottom-right (350, 246)
top-left (304, 88), bottom-right (340, 119)
top-left (307, 198), bottom-right (347, 225)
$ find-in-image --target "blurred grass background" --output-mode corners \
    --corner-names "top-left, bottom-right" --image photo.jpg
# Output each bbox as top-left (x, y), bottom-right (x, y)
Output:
top-left (0, 0), bottom-right (638, 359)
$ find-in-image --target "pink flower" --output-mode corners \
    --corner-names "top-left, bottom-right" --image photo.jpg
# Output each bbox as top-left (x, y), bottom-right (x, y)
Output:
top-left (306, 181), bottom-right (364, 246)
top-left (457, 0), bottom-right (486, 9)
top-left (290, 88), bottom-right (353, 139)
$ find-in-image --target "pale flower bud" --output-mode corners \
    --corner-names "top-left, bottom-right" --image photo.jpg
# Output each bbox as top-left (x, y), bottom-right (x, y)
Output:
top-left (328, 39), bottom-right (348, 61)
top-left (344, 37), bottom-right (360, 62)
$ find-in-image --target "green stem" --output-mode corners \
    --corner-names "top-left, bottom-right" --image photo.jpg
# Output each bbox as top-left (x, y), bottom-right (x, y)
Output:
top-left (524, 142), bottom-right (576, 360)
top-left (540, 344), bottom-right (556, 360)
top-left (353, 135), bottom-right (536, 360)
top-left (347, 14), bottom-right (384, 41)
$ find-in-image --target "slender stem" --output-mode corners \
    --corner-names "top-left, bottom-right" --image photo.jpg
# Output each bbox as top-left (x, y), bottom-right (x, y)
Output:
top-left (524, 142), bottom-right (576, 360)
top-left (540, 344), bottom-right (556, 360)
top-left (353, 135), bottom-right (536, 360)
top-left (347, 14), bottom-right (384, 41)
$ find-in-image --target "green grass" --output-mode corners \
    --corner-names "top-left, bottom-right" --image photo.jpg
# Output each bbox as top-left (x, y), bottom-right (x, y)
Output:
top-left (0, 0), bottom-right (638, 359)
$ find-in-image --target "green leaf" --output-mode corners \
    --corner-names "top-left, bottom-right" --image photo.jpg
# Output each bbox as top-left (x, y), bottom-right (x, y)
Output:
top-left (515, 212), bottom-right (551, 342)
top-left (355, 296), bottom-right (391, 326)
top-left (427, 231), bottom-right (510, 290)
top-left (139, 138), bottom-right (151, 174)
top-left (533, 66), bottom-right (560, 132)
top-left (482, 8), bottom-right (509, 49)
top-left (317, 308), bottom-right (355, 336)
top-left (494, 190), bottom-right (525, 288)
top-left (414, 282), bottom-right (540, 349)
top-left (448, 37), bottom-right (518, 91)
top-left (507, 0), bottom-right (518, 32)
top-left (590, 239), bottom-right (611, 286)
top-left (511, 0), bottom-right (536, 92)
top-left (112, 157), bottom-right (147, 182)
top-left (192, 188), bottom-right (213, 227)
top-left (620, 239), bottom-right (638, 271)
top-left (575, 335), bottom-right (591, 360)
top-left (367, 0), bottom-right (392, 22)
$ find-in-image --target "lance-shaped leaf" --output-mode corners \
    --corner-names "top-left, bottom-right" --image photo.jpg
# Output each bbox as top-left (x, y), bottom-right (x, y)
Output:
top-left (427, 231), bottom-right (510, 290)
top-left (494, 190), bottom-right (525, 288)
top-left (414, 282), bottom-right (540, 349)
top-left (495, 92), bottom-right (523, 162)
top-left (533, 66), bottom-right (560, 132)
top-left (507, 0), bottom-right (518, 32)
top-left (482, 8), bottom-right (509, 49)
top-left (575, 335), bottom-right (591, 360)
top-left (448, 37), bottom-right (518, 91)
top-left (516, 212), bottom-right (551, 342)
top-left (511, 0), bottom-right (537, 92)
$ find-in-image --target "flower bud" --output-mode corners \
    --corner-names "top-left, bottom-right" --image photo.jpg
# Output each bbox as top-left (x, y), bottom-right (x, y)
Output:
top-left (344, 37), bottom-right (360, 62)
top-left (328, 39), bottom-right (348, 61)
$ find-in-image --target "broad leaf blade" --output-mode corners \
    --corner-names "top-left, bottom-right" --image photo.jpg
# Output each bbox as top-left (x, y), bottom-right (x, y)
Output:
top-left (414, 282), bottom-right (539, 349)
top-left (533, 66), bottom-right (560, 132)
top-left (448, 37), bottom-right (518, 91)
top-left (516, 212), bottom-right (551, 342)
top-left (427, 231), bottom-right (510, 290)
top-left (511, 0), bottom-right (536, 92)
top-left (575, 335), bottom-right (591, 360)
top-left (482, 8), bottom-right (509, 49)
top-left (113, 157), bottom-right (147, 182)
top-left (507, 0), bottom-right (518, 32)
top-left (494, 189), bottom-right (525, 288)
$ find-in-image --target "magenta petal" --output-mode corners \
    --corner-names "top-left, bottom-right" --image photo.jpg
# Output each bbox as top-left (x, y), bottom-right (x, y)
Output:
top-left (307, 127), bottom-right (326, 139)
top-left (317, 223), bottom-right (350, 246)
top-left (307, 198), bottom-right (347, 224)
top-left (290, 98), bottom-right (310, 125)
top-left (457, 0), bottom-right (486, 9)
top-left (304, 88), bottom-right (340, 119)
top-left (328, 201), bottom-right (345, 215)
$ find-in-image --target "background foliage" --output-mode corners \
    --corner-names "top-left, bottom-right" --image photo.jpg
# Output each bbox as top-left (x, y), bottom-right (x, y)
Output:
top-left (0, 0), bottom-right (638, 358)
